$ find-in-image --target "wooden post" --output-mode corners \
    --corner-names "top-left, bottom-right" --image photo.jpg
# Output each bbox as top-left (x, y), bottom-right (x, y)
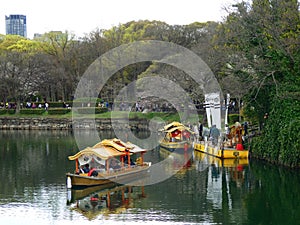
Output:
top-left (75, 159), bottom-right (79, 173)
top-left (121, 155), bottom-right (124, 168)
top-left (141, 152), bottom-right (144, 165)
top-left (106, 192), bottom-right (111, 208)
top-left (128, 152), bottom-right (131, 168)
top-left (122, 189), bottom-right (125, 202)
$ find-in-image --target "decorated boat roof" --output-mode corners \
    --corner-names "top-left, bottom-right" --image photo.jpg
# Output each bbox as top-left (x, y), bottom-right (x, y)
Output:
top-left (160, 121), bottom-right (193, 133)
top-left (163, 121), bottom-right (185, 130)
top-left (68, 138), bottom-right (147, 161)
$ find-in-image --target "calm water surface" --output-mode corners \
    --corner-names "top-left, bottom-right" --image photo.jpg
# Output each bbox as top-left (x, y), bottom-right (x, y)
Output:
top-left (0, 130), bottom-right (299, 225)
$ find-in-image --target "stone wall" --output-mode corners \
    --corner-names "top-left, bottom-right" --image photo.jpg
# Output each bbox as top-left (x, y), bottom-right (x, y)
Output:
top-left (0, 117), bottom-right (151, 131)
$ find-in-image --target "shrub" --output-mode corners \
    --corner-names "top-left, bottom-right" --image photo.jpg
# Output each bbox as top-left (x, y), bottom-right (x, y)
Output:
top-left (46, 102), bottom-right (64, 108)
top-left (77, 107), bottom-right (108, 114)
top-left (7, 109), bottom-right (16, 114)
top-left (20, 109), bottom-right (45, 115)
top-left (72, 98), bottom-right (104, 107)
top-left (48, 108), bottom-right (71, 115)
top-left (0, 109), bottom-right (7, 115)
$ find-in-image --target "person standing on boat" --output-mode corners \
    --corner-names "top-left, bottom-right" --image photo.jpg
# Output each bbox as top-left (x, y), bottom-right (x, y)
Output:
top-left (198, 122), bottom-right (203, 141)
top-left (209, 125), bottom-right (220, 146)
top-left (193, 123), bottom-right (199, 141)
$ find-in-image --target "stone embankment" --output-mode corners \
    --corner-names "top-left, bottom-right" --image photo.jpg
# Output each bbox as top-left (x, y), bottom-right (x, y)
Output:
top-left (0, 117), bottom-right (152, 131)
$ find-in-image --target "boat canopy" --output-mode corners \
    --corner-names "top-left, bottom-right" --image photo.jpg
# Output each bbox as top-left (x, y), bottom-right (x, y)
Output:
top-left (68, 146), bottom-right (125, 161)
top-left (125, 142), bottom-right (147, 154)
top-left (162, 121), bottom-right (184, 131)
top-left (95, 138), bottom-right (133, 152)
top-left (68, 139), bottom-right (148, 162)
top-left (160, 121), bottom-right (193, 134)
top-left (164, 126), bottom-right (189, 133)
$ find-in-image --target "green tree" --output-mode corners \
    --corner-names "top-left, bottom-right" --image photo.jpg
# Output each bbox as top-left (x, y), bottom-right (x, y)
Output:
top-left (219, 0), bottom-right (300, 166)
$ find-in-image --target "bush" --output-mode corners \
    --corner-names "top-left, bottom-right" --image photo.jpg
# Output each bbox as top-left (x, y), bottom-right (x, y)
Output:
top-left (0, 109), bottom-right (7, 115)
top-left (7, 109), bottom-right (16, 114)
top-left (252, 93), bottom-right (300, 167)
top-left (72, 98), bottom-right (104, 107)
top-left (77, 107), bottom-right (108, 114)
top-left (46, 102), bottom-right (64, 108)
top-left (47, 108), bottom-right (71, 115)
top-left (20, 109), bottom-right (45, 115)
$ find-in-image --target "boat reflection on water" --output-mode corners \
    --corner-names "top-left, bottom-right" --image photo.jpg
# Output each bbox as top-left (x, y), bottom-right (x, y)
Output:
top-left (159, 147), bottom-right (193, 177)
top-left (193, 150), bottom-right (249, 209)
top-left (193, 150), bottom-right (248, 181)
top-left (67, 182), bottom-right (146, 220)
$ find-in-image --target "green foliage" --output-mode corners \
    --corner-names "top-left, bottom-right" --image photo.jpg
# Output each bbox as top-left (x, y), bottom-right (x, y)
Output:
top-left (7, 109), bottom-right (16, 114)
top-left (252, 94), bottom-right (300, 167)
top-left (0, 109), bottom-right (7, 114)
top-left (228, 114), bottom-right (242, 124)
top-left (45, 102), bottom-right (64, 108)
top-left (221, 0), bottom-right (300, 167)
top-left (0, 109), bottom-right (16, 115)
top-left (20, 109), bottom-right (45, 115)
top-left (77, 107), bottom-right (108, 114)
top-left (243, 85), bottom-right (274, 126)
top-left (47, 108), bottom-right (71, 115)
top-left (72, 98), bottom-right (103, 107)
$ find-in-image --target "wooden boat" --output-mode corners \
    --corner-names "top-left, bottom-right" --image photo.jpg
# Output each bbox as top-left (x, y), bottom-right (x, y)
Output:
top-left (194, 123), bottom-right (249, 159)
top-left (159, 121), bottom-right (193, 152)
top-left (66, 138), bottom-right (151, 188)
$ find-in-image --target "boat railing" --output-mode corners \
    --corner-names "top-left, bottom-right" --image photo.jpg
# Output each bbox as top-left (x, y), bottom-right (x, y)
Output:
top-left (94, 163), bottom-right (149, 176)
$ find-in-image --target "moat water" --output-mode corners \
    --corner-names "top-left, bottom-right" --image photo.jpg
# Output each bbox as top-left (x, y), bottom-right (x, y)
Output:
top-left (0, 130), bottom-right (299, 225)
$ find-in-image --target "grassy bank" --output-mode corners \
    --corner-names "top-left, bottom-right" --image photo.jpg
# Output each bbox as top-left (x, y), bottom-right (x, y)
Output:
top-left (0, 111), bottom-right (202, 123)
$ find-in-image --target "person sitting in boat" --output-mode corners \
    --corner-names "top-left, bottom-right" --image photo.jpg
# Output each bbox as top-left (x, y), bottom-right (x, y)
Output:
top-left (124, 155), bottom-right (135, 166)
top-left (110, 158), bottom-right (121, 170)
top-left (79, 163), bottom-right (90, 174)
top-left (88, 167), bottom-right (98, 177)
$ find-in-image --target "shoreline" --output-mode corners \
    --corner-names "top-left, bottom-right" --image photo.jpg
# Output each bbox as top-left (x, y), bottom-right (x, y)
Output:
top-left (0, 117), bottom-right (153, 131)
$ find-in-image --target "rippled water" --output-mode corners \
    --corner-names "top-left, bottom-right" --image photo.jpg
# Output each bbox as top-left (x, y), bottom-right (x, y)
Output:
top-left (0, 130), bottom-right (299, 225)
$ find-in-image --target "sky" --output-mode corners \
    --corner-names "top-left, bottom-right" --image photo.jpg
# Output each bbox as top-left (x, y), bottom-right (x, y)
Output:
top-left (1, 0), bottom-right (235, 39)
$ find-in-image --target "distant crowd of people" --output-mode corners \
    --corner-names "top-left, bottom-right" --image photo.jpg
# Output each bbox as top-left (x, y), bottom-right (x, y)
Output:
top-left (0, 102), bottom-right (17, 109)
top-left (0, 101), bottom-right (50, 110)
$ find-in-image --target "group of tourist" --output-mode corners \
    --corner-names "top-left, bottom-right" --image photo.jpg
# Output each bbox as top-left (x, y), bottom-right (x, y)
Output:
top-left (24, 101), bottom-right (49, 110)
top-left (0, 101), bottom-right (49, 110)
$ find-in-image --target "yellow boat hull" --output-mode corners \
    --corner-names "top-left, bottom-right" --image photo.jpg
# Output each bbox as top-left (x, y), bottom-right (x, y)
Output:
top-left (194, 142), bottom-right (249, 159)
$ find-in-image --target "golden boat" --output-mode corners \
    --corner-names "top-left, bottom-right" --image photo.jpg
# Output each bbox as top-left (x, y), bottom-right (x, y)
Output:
top-left (159, 121), bottom-right (193, 152)
top-left (194, 142), bottom-right (249, 159)
top-left (66, 138), bottom-right (151, 188)
top-left (194, 122), bottom-right (249, 159)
